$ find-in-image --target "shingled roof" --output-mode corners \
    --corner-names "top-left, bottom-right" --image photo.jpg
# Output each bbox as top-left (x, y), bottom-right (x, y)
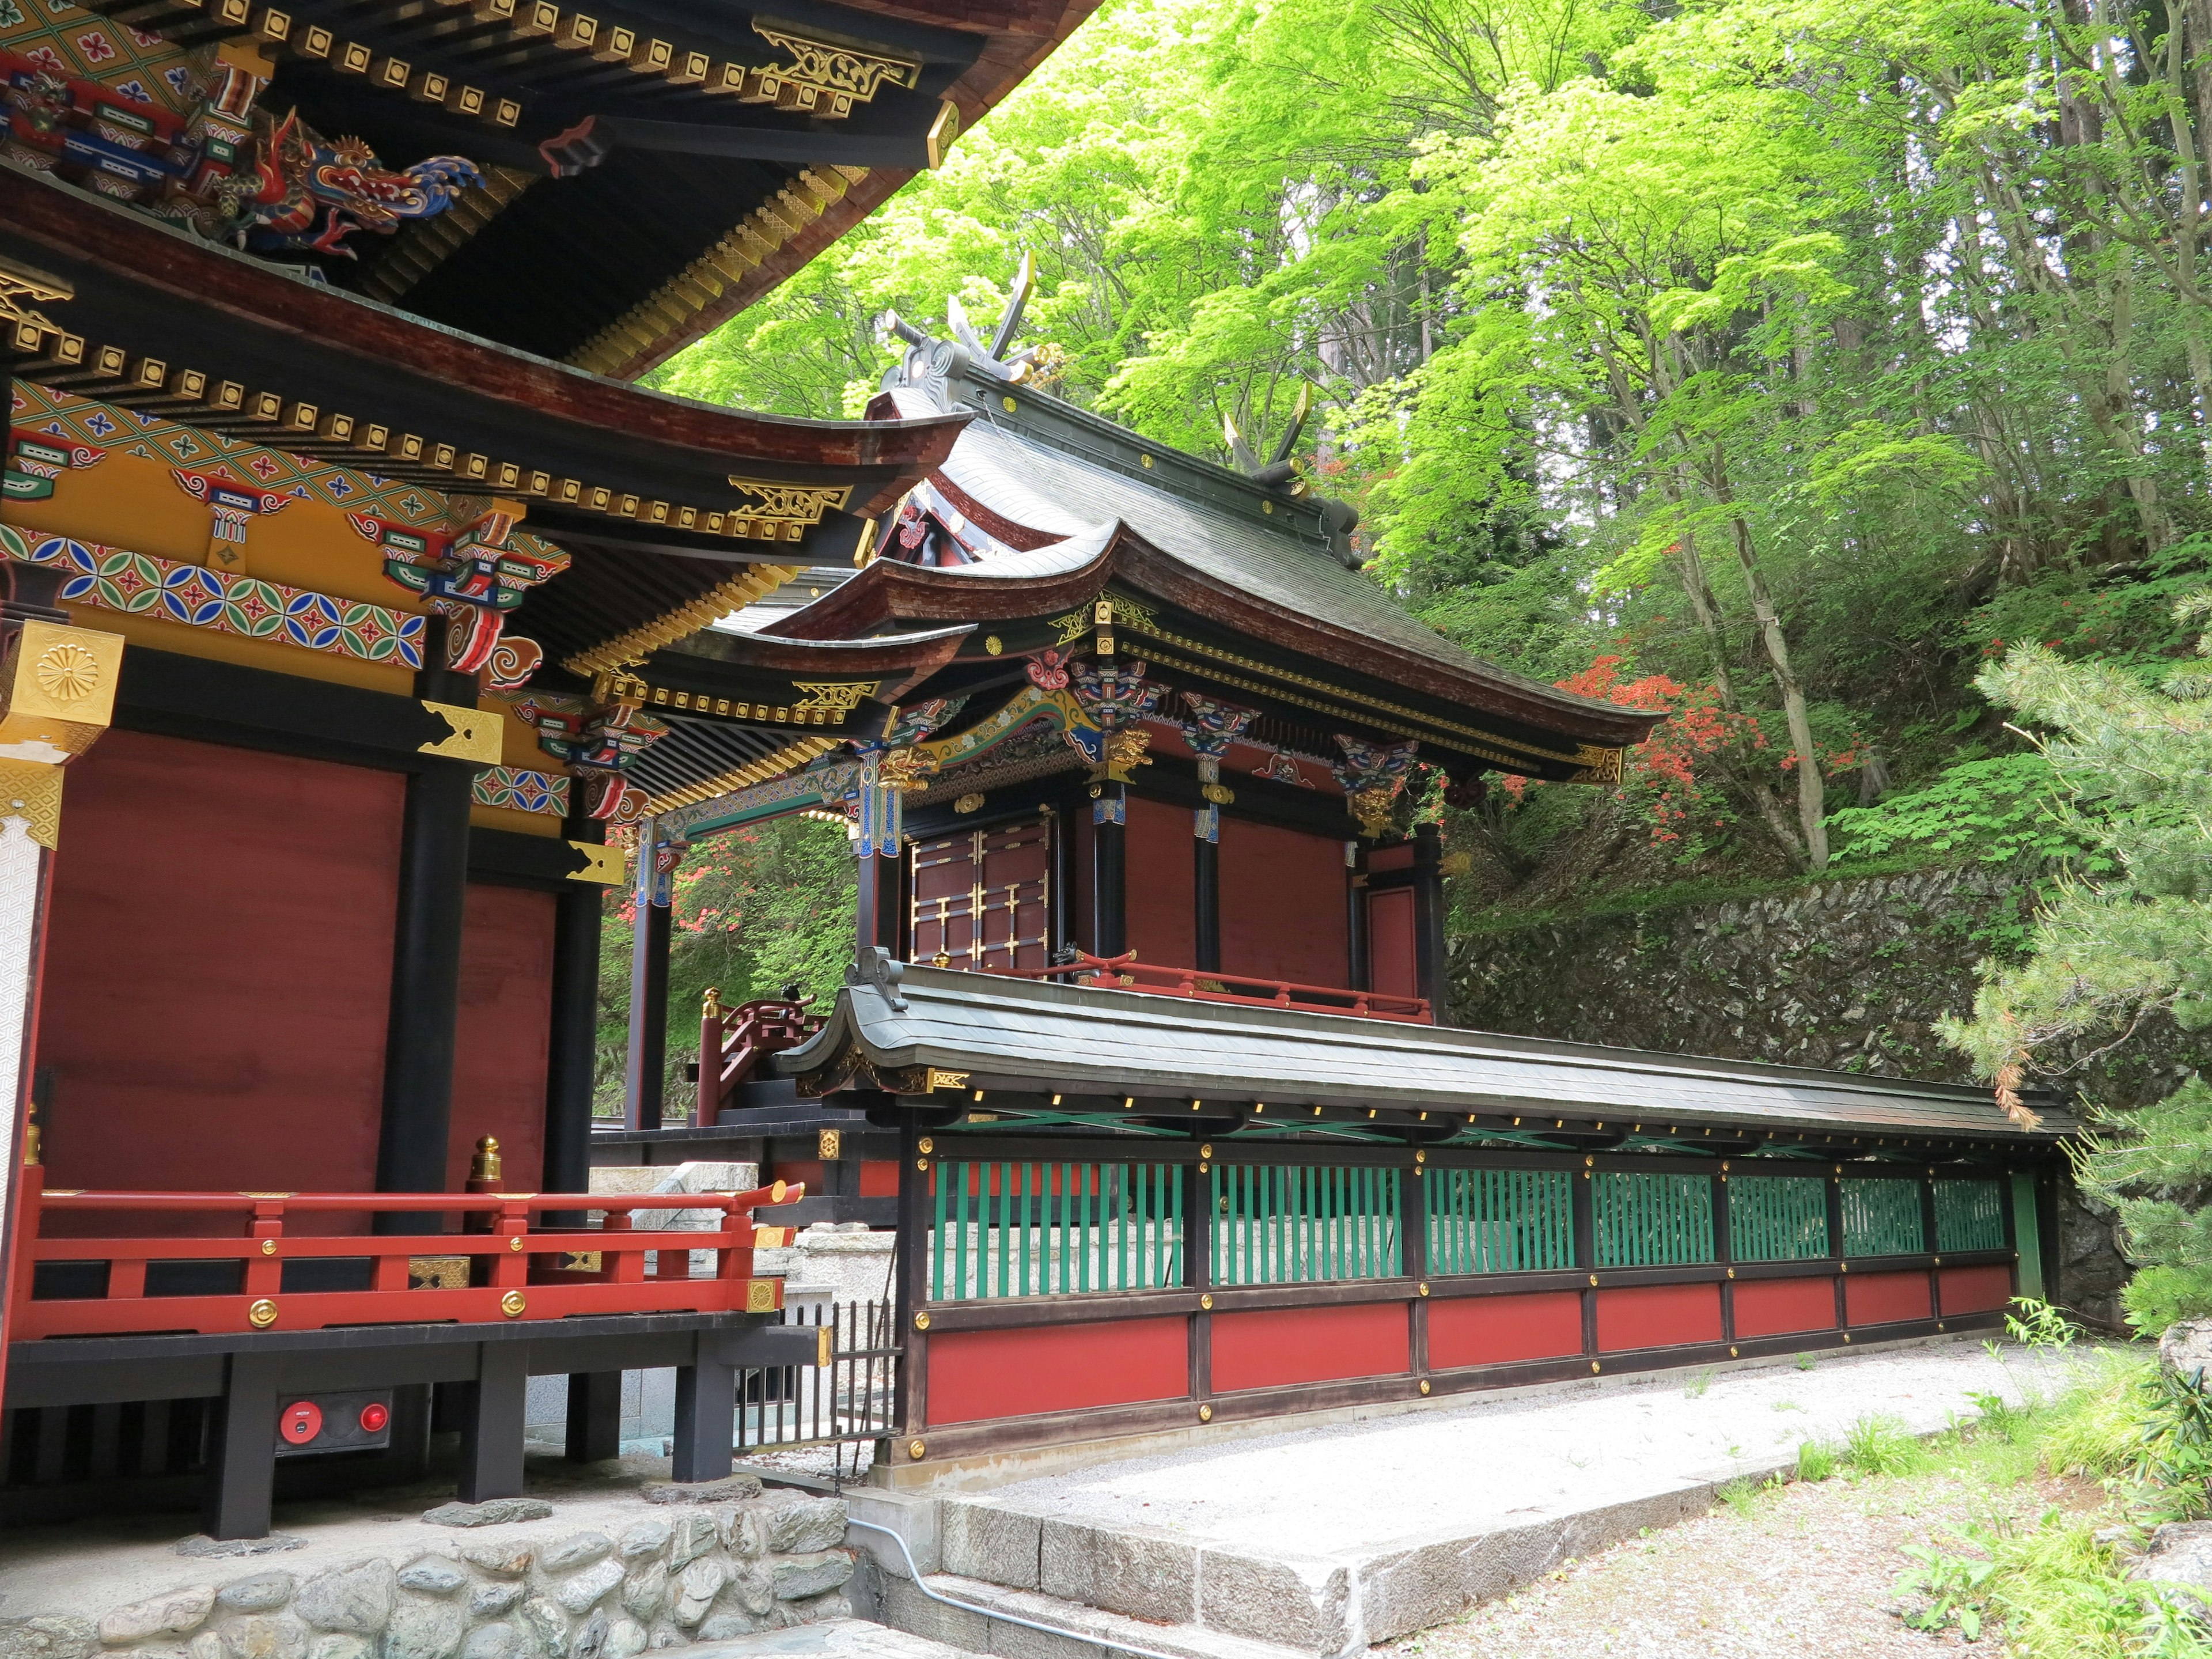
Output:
top-left (776, 957), bottom-right (2070, 1145)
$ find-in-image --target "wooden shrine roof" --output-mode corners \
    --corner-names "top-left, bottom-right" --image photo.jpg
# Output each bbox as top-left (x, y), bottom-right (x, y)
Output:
top-left (0, 168), bottom-right (966, 567)
top-left (768, 381), bottom-right (1663, 764)
top-left (65, 0), bottom-right (1099, 374)
top-left (776, 955), bottom-right (2073, 1145)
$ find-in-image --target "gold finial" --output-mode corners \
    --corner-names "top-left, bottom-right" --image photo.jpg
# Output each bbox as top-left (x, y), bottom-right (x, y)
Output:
top-left (21, 1111), bottom-right (39, 1167)
top-left (703, 987), bottom-right (724, 1017)
top-left (471, 1136), bottom-right (502, 1182)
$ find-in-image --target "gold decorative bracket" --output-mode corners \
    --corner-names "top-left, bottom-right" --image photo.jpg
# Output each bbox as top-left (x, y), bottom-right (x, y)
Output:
top-left (566, 841), bottom-right (626, 884)
top-left (419, 700), bottom-right (503, 763)
top-left (0, 255), bottom-right (74, 334)
top-left (750, 21), bottom-right (920, 111)
top-left (0, 621), bottom-right (123, 767)
top-left (724, 479), bottom-right (853, 531)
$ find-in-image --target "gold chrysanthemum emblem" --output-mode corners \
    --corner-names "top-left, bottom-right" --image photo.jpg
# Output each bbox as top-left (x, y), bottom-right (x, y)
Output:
top-left (34, 641), bottom-right (100, 703)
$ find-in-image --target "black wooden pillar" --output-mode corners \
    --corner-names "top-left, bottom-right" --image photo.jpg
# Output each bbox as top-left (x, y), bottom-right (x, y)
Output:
top-left (1826, 1168), bottom-right (1849, 1330)
top-left (1185, 1149), bottom-right (1213, 1410)
top-left (374, 651), bottom-right (478, 1229)
top-left (543, 811), bottom-right (604, 1200)
top-left (1346, 844), bottom-right (1370, 991)
top-left (1574, 1164), bottom-right (1598, 1362)
top-left (1411, 823), bottom-right (1449, 1020)
top-left (1093, 787), bottom-right (1127, 957)
top-left (624, 824), bottom-right (671, 1133)
top-left (1404, 1154), bottom-right (1430, 1383)
top-left (200, 1351), bottom-right (281, 1540)
top-left (1194, 829), bottom-right (1220, 974)
top-left (1714, 1168), bottom-right (1734, 1345)
top-left (894, 1115), bottom-right (930, 1435)
top-left (856, 849), bottom-right (900, 959)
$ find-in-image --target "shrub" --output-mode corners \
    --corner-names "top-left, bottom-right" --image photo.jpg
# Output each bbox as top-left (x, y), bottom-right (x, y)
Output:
top-left (1826, 753), bottom-right (2099, 870)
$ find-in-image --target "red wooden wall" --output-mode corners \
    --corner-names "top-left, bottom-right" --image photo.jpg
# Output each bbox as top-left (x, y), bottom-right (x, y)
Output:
top-left (928, 1316), bottom-right (1187, 1423)
top-left (1123, 796), bottom-right (1195, 968)
top-left (445, 883), bottom-right (555, 1191)
top-left (1218, 817), bottom-right (1349, 986)
top-left (37, 730), bottom-right (403, 1205)
top-left (1734, 1278), bottom-right (1837, 1338)
top-left (1367, 887), bottom-right (1417, 1001)
top-left (1213, 1302), bottom-right (1407, 1389)
top-left (1429, 1291), bottom-right (1582, 1366)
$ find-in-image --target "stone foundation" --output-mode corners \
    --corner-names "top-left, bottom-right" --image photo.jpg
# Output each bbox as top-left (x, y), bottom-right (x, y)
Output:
top-left (0, 1486), bottom-right (859, 1658)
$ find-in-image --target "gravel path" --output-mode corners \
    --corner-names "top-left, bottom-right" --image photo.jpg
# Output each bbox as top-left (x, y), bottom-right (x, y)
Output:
top-left (1384, 1464), bottom-right (2099, 1659)
top-left (979, 1340), bottom-right (2074, 1558)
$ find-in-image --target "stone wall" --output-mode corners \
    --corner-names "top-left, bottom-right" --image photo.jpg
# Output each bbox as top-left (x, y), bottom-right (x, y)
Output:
top-left (1445, 863), bottom-right (2207, 1330)
top-left (3, 1487), bottom-right (857, 1659)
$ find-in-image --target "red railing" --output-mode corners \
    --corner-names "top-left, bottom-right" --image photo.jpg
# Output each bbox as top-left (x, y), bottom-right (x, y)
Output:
top-left (697, 990), bottom-right (824, 1123)
top-left (6, 1165), bottom-right (805, 1340)
top-left (997, 952), bottom-right (1431, 1024)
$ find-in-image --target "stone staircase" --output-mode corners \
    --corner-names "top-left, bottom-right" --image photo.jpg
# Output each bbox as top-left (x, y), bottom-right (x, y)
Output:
top-left (853, 1477), bottom-right (1740, 1659)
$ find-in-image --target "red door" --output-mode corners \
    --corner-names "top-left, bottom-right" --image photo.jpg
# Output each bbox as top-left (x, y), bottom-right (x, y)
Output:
top-left (909, 817), bottom-right (1052, 970)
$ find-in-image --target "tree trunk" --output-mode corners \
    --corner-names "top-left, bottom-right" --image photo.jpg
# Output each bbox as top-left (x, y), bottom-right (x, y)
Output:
top-left (1726, 506), bottom-right (1828, 870)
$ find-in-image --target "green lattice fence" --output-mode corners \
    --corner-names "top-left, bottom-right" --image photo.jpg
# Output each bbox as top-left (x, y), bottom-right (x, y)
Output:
top-left (1730, 1175), bottom-right (1831, 1261)
top-left (1212, 1164), bottom-right (1402, 1285)
top-left (1427, 1168), bottom-right (1575, 1274)
top-left (1593, 1172), bottom-right (1714, 1267)
top-left (1840, 1177), bottom-right (1925, 1257)
top-left (1933, 1179), bottom-right (2006, 1252)
top-left (929, 1161), bottom-right (1183, 1300)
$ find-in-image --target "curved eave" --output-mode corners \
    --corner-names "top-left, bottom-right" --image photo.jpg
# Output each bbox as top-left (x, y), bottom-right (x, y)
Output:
top-left (618, 2), bottom-right (1102, 378)
top-left (0, 169), bottom-right (969, 498)
top-left (774, 525), bottom-right (1662, 750)
top-left (668, 623), bottom-right (975, 696)
top-left (774, 532), bottom-right (1115, 638)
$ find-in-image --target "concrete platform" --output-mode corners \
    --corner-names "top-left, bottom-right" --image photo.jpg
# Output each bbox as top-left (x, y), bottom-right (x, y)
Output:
top-left (858, 1336), bottom-right (2079, 1659)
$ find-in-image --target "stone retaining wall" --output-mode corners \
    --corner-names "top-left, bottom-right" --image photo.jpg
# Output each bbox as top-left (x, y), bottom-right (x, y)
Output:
top-left (2, 1489), bottom-right (857, 1659)
top-left (1446, 862), bottom-right (2191, 1330)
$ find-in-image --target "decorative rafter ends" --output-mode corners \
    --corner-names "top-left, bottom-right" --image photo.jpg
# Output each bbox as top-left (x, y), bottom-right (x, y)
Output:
top-left (1, 325), bottom-right (827, 542)
top-left (562, 563), bottom-right (799, 676)
top-left (563, 166), bottom-right (870, 376)
top-left (646, 734), bottom-right (842, 813)
top-left (358, 165), bottom-right (536, 305)
top-left (229, 4), bottom-right (521, 128)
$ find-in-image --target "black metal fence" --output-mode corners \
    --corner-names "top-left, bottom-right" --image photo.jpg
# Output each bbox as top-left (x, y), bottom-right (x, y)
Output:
top-left (736, 1297), bottom-right (900, 1484)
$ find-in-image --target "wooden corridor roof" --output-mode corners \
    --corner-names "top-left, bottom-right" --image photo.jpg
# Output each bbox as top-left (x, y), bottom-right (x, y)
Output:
top-left (775, 954), bottom-right (2071, 1145)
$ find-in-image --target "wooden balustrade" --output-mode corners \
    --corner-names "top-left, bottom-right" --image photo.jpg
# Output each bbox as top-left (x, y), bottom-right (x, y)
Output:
top-left (995, 950), bottom-right (1431, 1023)
top-left (697, 989), bottom-right (825, 1122)
top-left (6, 1166), bottom-right (805, 1340)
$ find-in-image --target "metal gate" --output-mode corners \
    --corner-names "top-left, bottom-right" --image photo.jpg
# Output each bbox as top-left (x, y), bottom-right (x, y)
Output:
top-left (736, 1297), bottom-right (900, 1485)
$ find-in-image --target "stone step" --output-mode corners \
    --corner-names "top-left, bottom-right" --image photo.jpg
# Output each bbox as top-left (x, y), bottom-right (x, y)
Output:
top-left (877, 1571), bottom-right (1324, 1659)
top-left (691, 1615), bottom-right (979, 1659)
top-left (922, 1471), bottom-right (1770, 1657)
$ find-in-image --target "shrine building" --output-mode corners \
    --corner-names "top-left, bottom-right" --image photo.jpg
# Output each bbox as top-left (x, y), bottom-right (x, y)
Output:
top-left (0, 0), bottom-right (1092, 1536)
top-left (604, 294), bottom-right (2076, 1479)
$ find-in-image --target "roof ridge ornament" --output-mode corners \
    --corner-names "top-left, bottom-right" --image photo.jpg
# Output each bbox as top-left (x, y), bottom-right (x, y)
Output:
top-left (881, 252), bottom-right (1043, 411)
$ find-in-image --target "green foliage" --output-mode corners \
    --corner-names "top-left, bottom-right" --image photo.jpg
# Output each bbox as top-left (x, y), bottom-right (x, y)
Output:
top-left (1794, 1437), bottom-right (1835, 1480)
top-left (1828, 755), bottom-right (2099, 870)
top-left (1944, 606), bottom-right (2212, 1332)
top-left (1967, 539), bottom-right (2212, 676)
top-left (1842, 1413), bottom-right (1925, 1477)
top-left (2078, 1081), bottom-right (2212, 1336)
top-left (652, 0), bottom-right (2212, 896)
top-left (595, 818), bottom-right (856, 1113)
top-left (1895, 1543), bottom-right (1995, 1639)
top-left (1785, 1355), bottom-right (2212, 1655)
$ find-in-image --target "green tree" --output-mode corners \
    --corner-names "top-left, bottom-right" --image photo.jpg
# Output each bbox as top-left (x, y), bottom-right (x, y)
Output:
top-left (1942, 611), bottom-right (2212, 1331)
top-left (595, 818), bottom-right (857, 1115)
